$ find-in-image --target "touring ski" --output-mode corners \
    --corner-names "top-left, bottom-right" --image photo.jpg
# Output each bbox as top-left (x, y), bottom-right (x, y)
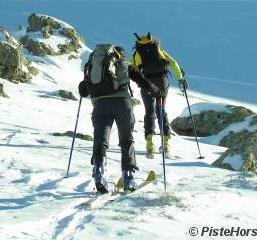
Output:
top-left (80, 170), bottom-right (156, 208)
top-left (115, 170), bottom-right (156, 192)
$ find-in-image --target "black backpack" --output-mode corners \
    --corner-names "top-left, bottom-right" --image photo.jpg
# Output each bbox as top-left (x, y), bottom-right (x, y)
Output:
top-left (134, 33), bottom-right (168, 77)
top-left (84, 44), bottom-right (130, 98)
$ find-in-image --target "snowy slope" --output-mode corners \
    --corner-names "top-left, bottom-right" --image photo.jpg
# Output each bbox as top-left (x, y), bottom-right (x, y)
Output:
top-left (1, 43), bottom-right (257, 240)
top-left (1, 3), bottom-right (257, 239)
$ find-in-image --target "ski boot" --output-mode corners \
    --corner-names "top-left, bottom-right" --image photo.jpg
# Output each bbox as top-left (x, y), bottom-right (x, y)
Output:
top-left (146, 134), bottom-right (156, 159)
top-left (92, 165), bottom-right (108, 194)
top-left (159, 135), bottom-right (171, 158)
top-left (122, 170), bottom-right (137, 192)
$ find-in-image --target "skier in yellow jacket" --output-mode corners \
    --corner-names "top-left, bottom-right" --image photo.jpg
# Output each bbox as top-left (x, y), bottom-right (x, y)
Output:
top-left (132, 32), bottom-right (188, 158)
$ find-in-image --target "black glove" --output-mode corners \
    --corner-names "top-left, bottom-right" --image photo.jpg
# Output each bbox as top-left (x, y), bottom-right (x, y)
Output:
top-left (78, 80), bottom-right (89, 97)
top-left (178, 78), bottom-right (188, 92)
top-left (128, 65), bottom-right (144, 87)
top-left (147, 82), bottom-right (165, 98)
top-left (128, 65), bottom-right (165, 98)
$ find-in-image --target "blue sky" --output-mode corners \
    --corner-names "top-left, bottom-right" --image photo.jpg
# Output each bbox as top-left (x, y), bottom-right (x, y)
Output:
top-left (1, 0), bottom-right (257, 103)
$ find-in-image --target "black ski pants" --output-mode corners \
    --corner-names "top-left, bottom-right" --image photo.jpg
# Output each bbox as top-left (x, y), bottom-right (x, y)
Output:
top-left (91, 97), bottom-right (137, 171)
top-left (141, 75), bottom-right (171, 137)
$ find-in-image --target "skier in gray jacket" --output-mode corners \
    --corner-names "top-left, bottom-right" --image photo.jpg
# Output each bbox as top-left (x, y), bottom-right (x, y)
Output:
top-left (79, 45), bottom-right (163, 193)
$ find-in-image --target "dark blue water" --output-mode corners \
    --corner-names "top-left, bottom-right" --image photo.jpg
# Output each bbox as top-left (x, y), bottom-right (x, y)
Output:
top-left (1, 0), bottom-right (257, 103)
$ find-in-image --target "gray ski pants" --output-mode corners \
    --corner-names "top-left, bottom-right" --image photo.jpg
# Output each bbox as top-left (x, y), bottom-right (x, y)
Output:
top-left (91, 97), bottom-right (137, 171)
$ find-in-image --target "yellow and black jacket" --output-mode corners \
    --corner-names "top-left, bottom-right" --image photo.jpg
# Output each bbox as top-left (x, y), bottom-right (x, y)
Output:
top-left (132, 36), bottom-right (184, 80)
top-left (133, 49), bottom-right (183, 80)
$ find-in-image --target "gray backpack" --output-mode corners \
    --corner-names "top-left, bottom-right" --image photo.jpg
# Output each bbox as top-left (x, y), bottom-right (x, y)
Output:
top-left (84, 44), bottom-right (130, 98)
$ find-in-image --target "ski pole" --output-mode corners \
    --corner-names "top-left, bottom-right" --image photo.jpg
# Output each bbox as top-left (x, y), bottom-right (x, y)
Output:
top-left (64, 96), bottom-right (83, 178)
top-left (157, 98), bottom-right (167, 192)
top-left (181, 85), bottom-right (204, 159)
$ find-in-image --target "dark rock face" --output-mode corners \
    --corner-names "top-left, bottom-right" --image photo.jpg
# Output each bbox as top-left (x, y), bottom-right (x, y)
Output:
top-left (171, 105), bottom-right (253, 137)
top-left (57, 90), bottom-right (77, 101)
top-left (171, 102), bottom-right (257, 173)
top-left (131, 97), bottom-right (141, 106)
top-left (212, 132), bottom-right (257, 172)
top-left (21, 13), bottom-right (82, 56)
top-left (20, 36), bottom-right (56, 56)
top-left (27, 13), bottom-right (61, 32)
top-left (250, 115), bottom-right (257, 126)
top-left (219, 129), bottom-right (251, 148)
top-left (52, 131), bottom-right (93, 141)
top-left (0, 83), bottom-right (8, 97)
top-left (0, 27), bottom-right (37, 83)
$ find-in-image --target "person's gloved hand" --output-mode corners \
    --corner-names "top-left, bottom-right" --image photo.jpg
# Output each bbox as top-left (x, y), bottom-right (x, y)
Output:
top-left (148, 88), bottom-right (161, 98)
top-left (128, 65), bottom-right (144, 87)
top-left (148, 83), bottom-right (166, 98)
top-left (178, 78), bottom-right (188, 92)
top-left (78, 80), bottom-right (89, 97)
top-left (128, 65), bottom-right (165, 98)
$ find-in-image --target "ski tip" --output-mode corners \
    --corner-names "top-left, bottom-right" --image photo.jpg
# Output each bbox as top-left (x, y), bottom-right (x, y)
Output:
top-left (146, 170), bottom-right (156, 181)
top-left (115, 177), bottom-right (124, 191)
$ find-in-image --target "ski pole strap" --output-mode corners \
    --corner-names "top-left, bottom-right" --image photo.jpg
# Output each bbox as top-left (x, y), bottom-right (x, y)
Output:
top-left (179, 81), bottom-right (185, 92)
top-left (128, 83), bottom-right (133, 97)
top-left (156, 97), bottom-right (162, 107)
top-left (167, 70), bottom-right (172, 79)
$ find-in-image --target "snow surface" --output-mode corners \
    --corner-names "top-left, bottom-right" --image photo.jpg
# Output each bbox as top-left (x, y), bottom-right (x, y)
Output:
top-left (1, 4), bottom-right (257, 240)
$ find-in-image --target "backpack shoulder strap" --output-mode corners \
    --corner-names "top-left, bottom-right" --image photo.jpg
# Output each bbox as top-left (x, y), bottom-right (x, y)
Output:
top-left (84, 52), bottom-right (93, 68)
top-left (84, 52), bottom-right (93, 80)
top-left (132, 51), bottom-right (142, 68)
top-left (128, 83), bottom-right (133, 97)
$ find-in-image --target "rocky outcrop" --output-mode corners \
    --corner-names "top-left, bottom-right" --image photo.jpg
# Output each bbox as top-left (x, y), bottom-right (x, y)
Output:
top-left (171, 104), bottom-right (254, 137)
top-left (20, 13), bottom-right (82, 56)
top-left (131, 97), bottom-right (141, 106)
top-left (0, 83), bottom-right (7, 97)
top-left (212, 132), bottom-right (257, 172)
top-left (57, 90), bottom-right (77, 101)
top-left (27, 14), bottom-right (61, 32)
top-left (250, 115), bottom-right (257, 126)
top-left (52, 131), bottom-right (93, 141)
top-left (171, 102), bottom-right (257, 173)
top-left (0, 27), bottom-right (37, 83)
top-left (20, 35), bottom-right (56, 56)
top-left (219, 129), bottom-right (251, 148)
top-left (39, 90), bottom-right (77, 101)
top-left (68, 54), bottom-right (78, 60)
